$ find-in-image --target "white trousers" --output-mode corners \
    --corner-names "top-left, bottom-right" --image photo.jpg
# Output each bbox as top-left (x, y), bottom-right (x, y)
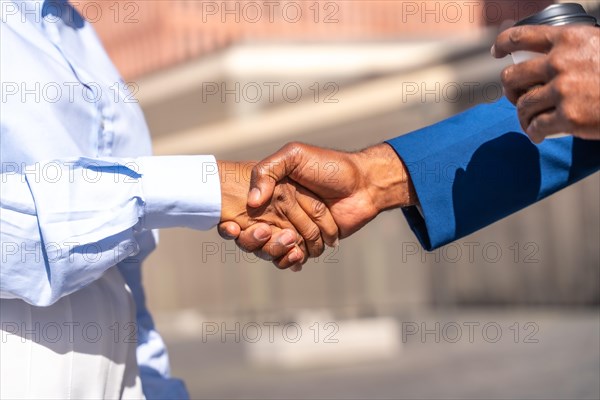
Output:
top-left (0, 267), bottom-right (145, 399)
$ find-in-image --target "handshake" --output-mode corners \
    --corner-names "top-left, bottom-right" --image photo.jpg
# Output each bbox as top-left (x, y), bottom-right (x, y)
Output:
top-left (217, 142), bottom-right (417, 271)
top-left (216, 24), bottom-right (600, 271)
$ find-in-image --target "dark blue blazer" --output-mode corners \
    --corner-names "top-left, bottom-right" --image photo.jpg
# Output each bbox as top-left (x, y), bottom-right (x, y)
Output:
top-left (386, 97), bottom-right (600, 251)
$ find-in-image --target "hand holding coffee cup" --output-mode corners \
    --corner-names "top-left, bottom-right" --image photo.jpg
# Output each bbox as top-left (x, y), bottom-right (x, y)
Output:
top-left (507, 3), bottom-right (598, 63)
top-left (492, 3), bottom-right (600, 143)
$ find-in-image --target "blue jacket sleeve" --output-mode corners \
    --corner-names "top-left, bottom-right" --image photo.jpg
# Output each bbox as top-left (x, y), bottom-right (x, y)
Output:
top-left (386, 97), bottom-right (600, 251)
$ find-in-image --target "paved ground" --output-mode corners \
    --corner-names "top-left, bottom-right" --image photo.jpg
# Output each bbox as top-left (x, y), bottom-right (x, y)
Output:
top-left (162, 308), bottom-right (600, 399)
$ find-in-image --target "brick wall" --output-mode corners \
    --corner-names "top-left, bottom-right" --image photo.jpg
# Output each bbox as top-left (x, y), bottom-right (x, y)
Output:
top-left (87, 1), bottom-right (553, 79)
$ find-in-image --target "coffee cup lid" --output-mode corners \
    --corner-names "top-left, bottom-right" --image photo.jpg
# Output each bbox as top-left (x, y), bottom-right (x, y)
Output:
top-left (514, 3), bottom-right (598, 26)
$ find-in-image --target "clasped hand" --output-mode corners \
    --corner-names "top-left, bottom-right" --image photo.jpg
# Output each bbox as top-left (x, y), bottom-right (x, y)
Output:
top-left (217, 144), bottom-right (416, 271)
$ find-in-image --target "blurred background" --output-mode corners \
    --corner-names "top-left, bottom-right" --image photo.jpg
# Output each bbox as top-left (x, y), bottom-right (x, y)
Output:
top-left (90, 1), bottom-right (599, 398)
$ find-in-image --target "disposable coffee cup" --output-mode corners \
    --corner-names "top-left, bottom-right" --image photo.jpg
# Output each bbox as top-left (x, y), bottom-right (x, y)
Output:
top-left (511, 3), bottom-right (598, 64)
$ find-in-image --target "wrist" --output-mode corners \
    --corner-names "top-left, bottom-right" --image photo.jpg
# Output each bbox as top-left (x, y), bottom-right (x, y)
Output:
top-left (356, 144), bottom-right (417, 214)
top-left (217, 161), bottom-right (256, 222)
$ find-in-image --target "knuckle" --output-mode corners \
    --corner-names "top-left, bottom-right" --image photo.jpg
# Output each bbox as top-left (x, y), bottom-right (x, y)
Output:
top-left (552, 76), bottom-right (571, 99)
top-left (273, 184), bottom-right (292, 204)
top-left (508, 27), bottom-right (524, 45)
top-left (284, 141), bottom-right (308, 161)
top-left (500, 68), bottom-right (520, 104)
top-left (521, 86), bottom-right (542, 106)
top-left (547, 53), bottom-right (564, 73)
top-left (287, 141), bottom-right (304, 149)
top-left (558, 28), bottom-right (579, 44)
top-left (311, 199), bottom-right (327, 219)
top-left (500, 67), bottom-right (513, 86)
top-left (275, 192), bottom-right (289, 204)
top-left (254, 163), bottom-right (271, 180)
top-left (283, 141), bottom-right (303, 155)
top-left (305, 225), bottom-right (322, 243)
top-left (561, 103), bottom-right (582, 126)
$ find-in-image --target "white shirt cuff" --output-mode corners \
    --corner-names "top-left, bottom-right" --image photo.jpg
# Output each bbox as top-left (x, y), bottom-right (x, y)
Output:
top-left (138, 155), bottom-right (221, 230)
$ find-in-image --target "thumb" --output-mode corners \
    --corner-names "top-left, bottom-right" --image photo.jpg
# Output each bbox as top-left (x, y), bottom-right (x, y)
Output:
top-left (247, 170), bottom-right (276, 208)
top-left (217, 221), bottom-right (241, 240)
top-left (248, 143), bottom-right (304, 208)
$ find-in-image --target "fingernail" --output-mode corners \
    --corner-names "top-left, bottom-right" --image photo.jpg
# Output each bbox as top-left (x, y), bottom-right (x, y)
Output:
top-left (490, 45), bottom-right (496, 57)
top-left (248, 188), bottom-right (261, 205)
top-left (289, 249), bottom-right (303, 263)
top-left (278, 231), bottom-right (297, 247)
top-left (220, 224), bottom-right (237, 239)
top-left (253, 227), bottom-right (270, 241)
top-left (221, 229), bottom-right (236, 239)
top-left (332, 239), bottom-right (340, 248)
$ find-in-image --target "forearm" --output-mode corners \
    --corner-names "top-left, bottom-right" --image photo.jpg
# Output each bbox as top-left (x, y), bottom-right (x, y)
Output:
top-left (0, 155), bottom-right (220, 305)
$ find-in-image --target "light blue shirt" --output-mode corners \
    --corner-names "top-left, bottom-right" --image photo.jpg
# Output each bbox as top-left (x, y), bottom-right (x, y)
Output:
top-left (1, 1), bottom-right (221, 398)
